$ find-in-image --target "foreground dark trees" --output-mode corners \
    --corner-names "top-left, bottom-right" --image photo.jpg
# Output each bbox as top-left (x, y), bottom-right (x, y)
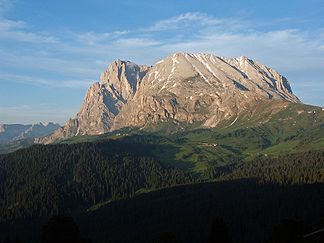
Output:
top-left (269, 219), bottom-right (310, 243)
top-left (41, 215), bottom-right (92, 243)
top-left (207, 218), bottom-right (231, 243)
top-left (1, 180), bottom-right (322, 243)
top-left (0, 141), bottom-right (323, 242)
top-left (2, 216), bottom-right (323, 243)
top-left (0, 141), bottom-right (193, 223)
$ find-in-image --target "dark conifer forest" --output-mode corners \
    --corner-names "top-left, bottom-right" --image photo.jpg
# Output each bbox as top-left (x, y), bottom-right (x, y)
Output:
top-left (0, 138), bottom-right (323, 242)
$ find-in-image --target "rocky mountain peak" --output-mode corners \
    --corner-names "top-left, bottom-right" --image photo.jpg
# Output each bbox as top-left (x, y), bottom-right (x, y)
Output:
top-left (38, 52), bottom-right (301, 144)
top-left (100, 60), bottom-right (149, 101)
top-left (148, 52), bottom-right (297, 102)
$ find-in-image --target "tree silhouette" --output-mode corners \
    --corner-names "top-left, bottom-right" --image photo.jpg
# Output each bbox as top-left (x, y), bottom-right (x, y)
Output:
top-left (269, 219), bottom-right (310, 243)
top-left (156, 231), bottom-right (178, 243)
top-left (41, 215), bottom-right (91, 243)
top-left (206, 217), bottom-right (231, 243)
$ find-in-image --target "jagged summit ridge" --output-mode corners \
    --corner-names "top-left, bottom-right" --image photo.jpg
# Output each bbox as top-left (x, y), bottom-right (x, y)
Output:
top-left (147, 53), bottom-right (296, 101)
top-left (100, 59), bottom-right (149, 101)
top-left (38, 52), bottom-right (300, 144)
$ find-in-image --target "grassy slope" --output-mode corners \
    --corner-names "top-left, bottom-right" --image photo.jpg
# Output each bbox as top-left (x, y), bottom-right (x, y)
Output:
top-left (55, 102), bottom-right (324, 173)
top-left (142, 103), bottom-right (324, 172)
top-left (80, 103), bottom-right (324, 215)
top-left (1, 102), bottom-right (322, 171)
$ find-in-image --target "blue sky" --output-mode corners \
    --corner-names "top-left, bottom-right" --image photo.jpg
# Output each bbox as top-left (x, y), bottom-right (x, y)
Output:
top-left (0, 0), bottom-right (323, 124)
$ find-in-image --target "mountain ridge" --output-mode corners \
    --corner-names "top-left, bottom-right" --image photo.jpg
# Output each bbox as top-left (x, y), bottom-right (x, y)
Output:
top-left (0, 122), bottom-right (60, 144)
top-left (38, 52), bottom-right (300, 144)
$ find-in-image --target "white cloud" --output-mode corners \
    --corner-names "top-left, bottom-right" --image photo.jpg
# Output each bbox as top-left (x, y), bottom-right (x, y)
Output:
top-left (143, 12), bottom-right (225, 32)
top-left (73, 30), bottom-right (128, 45)
top-left (114, 37), bottom-right (161, 47)
top-left (0, 12), bottom-right (323, 106)
top-left (0, 18), bottom-right (58, 43)
top-left (156, 27), bottom-right (324, 76)
top-left (0, 18), bottom-right (25, 29)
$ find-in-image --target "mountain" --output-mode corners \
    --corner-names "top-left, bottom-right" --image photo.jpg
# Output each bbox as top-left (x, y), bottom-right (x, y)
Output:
top-left (38, 53), bottom-right (300, 144)
top-left (0, 122), bottom-right (60, 154)
top-left (0, 122), bottom-right (60, 144)
top-left (1, 54), bottom-right (323, 243)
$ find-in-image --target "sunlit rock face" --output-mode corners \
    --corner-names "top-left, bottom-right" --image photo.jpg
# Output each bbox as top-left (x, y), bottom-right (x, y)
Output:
top-left (38, 53), bottom-right (300, 144)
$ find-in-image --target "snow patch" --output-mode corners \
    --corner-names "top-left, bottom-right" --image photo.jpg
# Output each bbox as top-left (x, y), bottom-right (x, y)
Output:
top-left (225, 116), bottom-right (238, 128)
top-left (155, 59), bottom-right (165, 65)
top-left (196, 54), bottom-right (220, 82)
top-left (75, 126), bottom-right (81, 136)
top-left (161, 54), bottom-right (180, 90)
top-left (169, 54), bottom-right (179, 77)
top-left (184, 54), bottom-right (213, 87)
top-left (150, 70), bottom-right (160, 85)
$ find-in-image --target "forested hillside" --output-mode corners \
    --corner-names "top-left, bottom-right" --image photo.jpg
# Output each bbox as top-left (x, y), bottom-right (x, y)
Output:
top-left (0, 141), bottom-right (192, 223)
top-left (0, 139), bottom-right (323, 242)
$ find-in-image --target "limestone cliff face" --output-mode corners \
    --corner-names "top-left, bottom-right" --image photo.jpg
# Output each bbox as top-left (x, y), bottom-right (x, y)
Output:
top-left (100, 59), bottom-right (149, 103)
top-left (38, 60), bottom-right (149, 144)
top-left (113, 53), bottom-right (299, 129)
top-left (38, 53), bottom-right (300, 144)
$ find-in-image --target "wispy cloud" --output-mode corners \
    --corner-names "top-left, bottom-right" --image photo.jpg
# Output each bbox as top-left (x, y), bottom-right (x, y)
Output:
top-left (142, 12), bottom-right (225, 32)
top-left (73, 30), bottom-right (129, 45)
top-left (0, 11), bottom-right (323, 107)
top-left (114, 37), bottom-right (161, 47)
top-left (0, 18), bottom-right (58, 43)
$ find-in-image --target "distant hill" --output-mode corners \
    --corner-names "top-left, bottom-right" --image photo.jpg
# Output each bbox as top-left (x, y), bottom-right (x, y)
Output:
top-left (0, 122), bottom-right (60, 154)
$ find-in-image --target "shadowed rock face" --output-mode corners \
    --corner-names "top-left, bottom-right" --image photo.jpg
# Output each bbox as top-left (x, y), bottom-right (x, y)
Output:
top-left (38, 53), bottom-right (300, 144)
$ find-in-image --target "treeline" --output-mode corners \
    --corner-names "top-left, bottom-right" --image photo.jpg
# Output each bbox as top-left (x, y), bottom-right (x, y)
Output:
top-left (0, 140), bottom-right (193, 223)
top-left (204, 150), bottom-right (324, 185)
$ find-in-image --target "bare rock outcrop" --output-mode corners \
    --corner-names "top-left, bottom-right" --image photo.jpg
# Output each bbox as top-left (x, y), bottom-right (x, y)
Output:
top-left (38, 53), bottom-right (300, 143)
top-left (38, 60), bottom-right (149, 144)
